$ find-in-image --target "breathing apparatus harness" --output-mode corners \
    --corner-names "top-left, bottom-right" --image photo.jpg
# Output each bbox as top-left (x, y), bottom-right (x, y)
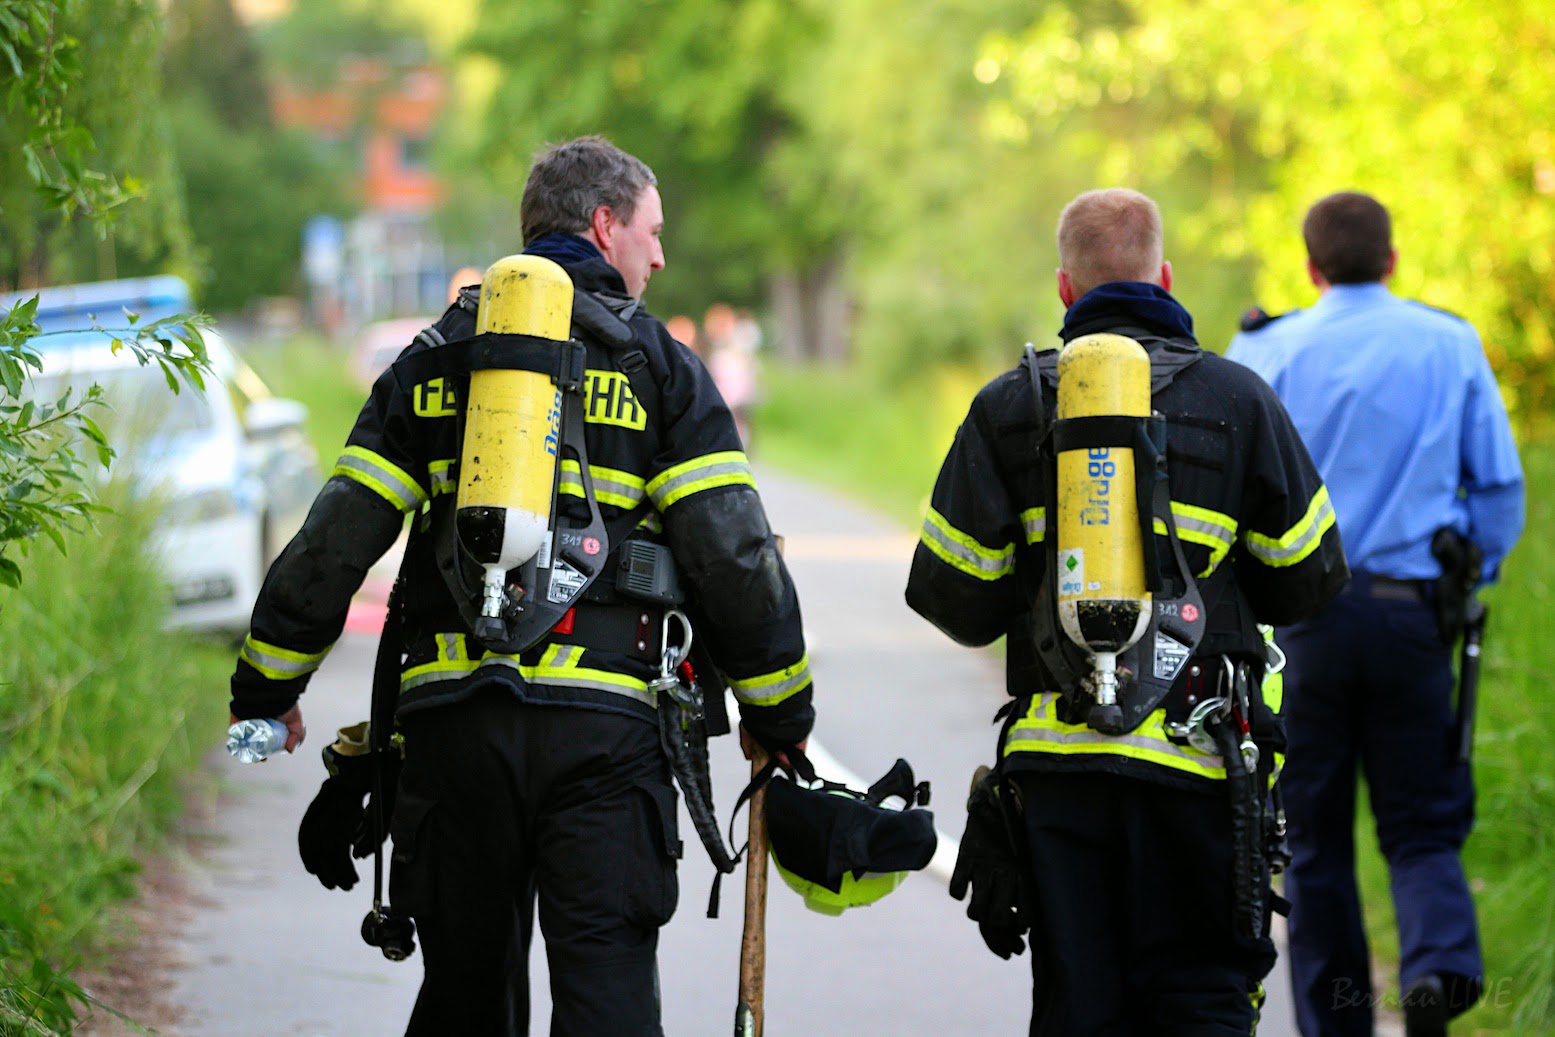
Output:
top-left (1005, 336), bottom-right (1286, 945)
top-left (354, 278), bottom-right (741, 958)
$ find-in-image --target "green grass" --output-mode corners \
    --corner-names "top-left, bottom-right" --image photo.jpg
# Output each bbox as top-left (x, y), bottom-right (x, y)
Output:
top-left (758, 361), bottom-right (1555, 1034)
top-left (753, 360), bottom-right (993, 527)
top-left (0, 494), bottom-right (231, 1034)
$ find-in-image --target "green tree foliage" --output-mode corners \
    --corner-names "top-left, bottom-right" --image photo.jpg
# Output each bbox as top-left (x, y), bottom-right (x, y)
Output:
top-left (0, 0), bottom-right (192, 286)
top-left (1, 0), bottom-right (208, 588)
top-left (977, 0), bottom-right (1555, 433)
top-left (137, 0), bottom-right (354, 314)
top-left (461, 0), bottom-right (844, 318)
top-left (163, 0), bottom-right (272, 132)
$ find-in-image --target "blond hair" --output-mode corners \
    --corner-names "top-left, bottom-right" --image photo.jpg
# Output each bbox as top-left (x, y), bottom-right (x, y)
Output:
top-left (1056, 188), bottom-right (1164, 298)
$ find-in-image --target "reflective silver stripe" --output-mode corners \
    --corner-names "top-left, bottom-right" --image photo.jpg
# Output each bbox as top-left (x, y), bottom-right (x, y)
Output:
top-left (1247, 490), bottom-right (1337, 567)
top-left (919, 509), bottom-right (1013, 579)
top-left (415, 326), bottom-right (445, 349)
top-left (399, 648), bottom-right (656, 708)
top-left (1022, 508), bottom-right (1046, 545)
top-left (428, 461), bottom-right (455, 497)
top-left (240, 637), bottom-right (331, 680)
top-left (400, 665), bottom-right (475, 692)
top-left (1006, 694), bottom-right (1225, 774)
top-left (1174, 511), bottom-right (1234, 547)
top-left (1004, 724), bottom-right (1224, 768)
top-left (333, 447), bottom-right (427, 512)
top-left (558, 465), bottom-right (647, 508)
top-left (729, 660), bottom-right (813, 707)
top-left (477, 652), bottom-right (658, 707)
top-left (647, 452), bottom-right (755, 509)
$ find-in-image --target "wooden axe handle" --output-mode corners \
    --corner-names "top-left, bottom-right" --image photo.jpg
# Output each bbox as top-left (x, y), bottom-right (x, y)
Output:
top-left (735, 746), bottom-right (770, 1036)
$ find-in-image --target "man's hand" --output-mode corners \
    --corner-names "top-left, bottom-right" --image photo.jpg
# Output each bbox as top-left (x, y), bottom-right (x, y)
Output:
top-left (228, 704), bottom-right (306, 757)
top-left (738, 723), bottom-right (807, 770)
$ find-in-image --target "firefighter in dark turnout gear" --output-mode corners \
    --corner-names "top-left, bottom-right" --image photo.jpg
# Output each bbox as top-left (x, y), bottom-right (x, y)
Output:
top-left (907, 189), bottom-right (1348, 1037)
top-left (228, 137), bottom-right (814, 1036)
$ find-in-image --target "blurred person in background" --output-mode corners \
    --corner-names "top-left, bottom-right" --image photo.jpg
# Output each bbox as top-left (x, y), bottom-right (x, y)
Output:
top-left (228, 136), bottom-right (815, 1036)
top-left (1229, 192), bottom-right (1524, 1037)
top-left (447, 265), bottom-right (483, 305)
top-left (664, 313), bottom-right (701, 357)
top-left (704, 302), bottom-right (758, 448)
top-left (909, 187), bottom-right (1347, 1036)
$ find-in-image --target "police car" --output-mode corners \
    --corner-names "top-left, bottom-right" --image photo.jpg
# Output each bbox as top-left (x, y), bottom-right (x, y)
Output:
top-left (8, 277), bottom-right (319, 635)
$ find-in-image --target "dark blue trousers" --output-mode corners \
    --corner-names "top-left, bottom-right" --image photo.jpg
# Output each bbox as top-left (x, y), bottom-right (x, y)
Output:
top-left (1280, 576), bottom-right (1481, 1037)
top-left (1012, 770), bottom-right (1274, 1037)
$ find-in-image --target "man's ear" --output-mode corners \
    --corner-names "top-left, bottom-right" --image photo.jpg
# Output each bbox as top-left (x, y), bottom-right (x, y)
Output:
top-left (1159, 261), bottom-right (1172, 293)
top-left (590, 205), bottom-right (615, 251)
top-left (1057, 268), bottom-right (1076, 308)
top-left (1307, 259), bottom-right (1328, 290)
top-left (1382, 249), bottom-right (1397, 282)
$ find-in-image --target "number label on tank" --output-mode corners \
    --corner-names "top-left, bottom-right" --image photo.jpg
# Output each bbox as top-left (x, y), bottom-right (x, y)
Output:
top-left (1082, 448), bottom-right (1113, 525)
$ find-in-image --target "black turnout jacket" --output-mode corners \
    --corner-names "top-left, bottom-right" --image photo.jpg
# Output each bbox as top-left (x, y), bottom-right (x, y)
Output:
top-left (230, 248), bottom-right (813, 748)
top-left (906, 284), bottom-right (1347, 786)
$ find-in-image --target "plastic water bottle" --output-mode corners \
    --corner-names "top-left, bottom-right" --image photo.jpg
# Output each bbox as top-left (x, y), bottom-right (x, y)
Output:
top-left (226, 718), bottom-right (289, 763)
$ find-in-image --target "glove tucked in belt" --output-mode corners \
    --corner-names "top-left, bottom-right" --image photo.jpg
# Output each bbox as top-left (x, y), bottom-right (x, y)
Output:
top-left (298, 721), bottom-right (401, 892)
top-left (949, 765), bottom-right (1031, 959)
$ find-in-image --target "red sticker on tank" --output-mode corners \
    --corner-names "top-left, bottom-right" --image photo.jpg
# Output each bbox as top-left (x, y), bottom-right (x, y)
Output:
top-left (1181, 603), bottom-right (1200, 623)
top-left (583, 537), bottom-right (601, 556)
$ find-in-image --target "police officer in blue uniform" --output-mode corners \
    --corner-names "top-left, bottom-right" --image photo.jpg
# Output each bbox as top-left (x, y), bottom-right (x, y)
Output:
top-left (1229, 191), bottom-right (1525, 1037)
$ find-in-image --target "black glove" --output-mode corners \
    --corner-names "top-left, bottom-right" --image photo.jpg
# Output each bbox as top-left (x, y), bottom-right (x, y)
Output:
top-left (297, 724), bottom-right (400, 891)
top-left (298, 773), bottom-right (368, 891)
top-left (949, 766), bottom-right (1029, 960)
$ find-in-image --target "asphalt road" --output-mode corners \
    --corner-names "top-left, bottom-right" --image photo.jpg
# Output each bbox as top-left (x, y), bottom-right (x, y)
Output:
top-left (167, 468), bottom-right (1302, 1036)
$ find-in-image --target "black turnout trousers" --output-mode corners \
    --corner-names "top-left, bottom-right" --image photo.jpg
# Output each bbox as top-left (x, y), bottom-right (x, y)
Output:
top-left (1013, 770), bottom-right (1275, 1037)
top-left (390, 687), bottom-right (681, 1037)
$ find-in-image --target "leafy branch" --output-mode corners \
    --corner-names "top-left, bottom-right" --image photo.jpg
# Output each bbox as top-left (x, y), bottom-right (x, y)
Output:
top-left (0, 296), bottom-right (210, 589)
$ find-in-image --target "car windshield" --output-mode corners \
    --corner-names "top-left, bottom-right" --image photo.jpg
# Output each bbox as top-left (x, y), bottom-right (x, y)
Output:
top-left (32, 362), bottom-right (214, 442)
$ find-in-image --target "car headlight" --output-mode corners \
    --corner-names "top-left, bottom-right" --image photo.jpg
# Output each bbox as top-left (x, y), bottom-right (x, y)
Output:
top-left (166, 487), bottom-right (242, 525)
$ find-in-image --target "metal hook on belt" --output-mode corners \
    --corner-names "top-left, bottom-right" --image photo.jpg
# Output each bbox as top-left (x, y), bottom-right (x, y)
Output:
top-left (660, 608), bottom-right (693, 680)
top-left (1166, 695), bottom-right (1231, 756)
top-left (1263, 635), bottom-right (1287, 677)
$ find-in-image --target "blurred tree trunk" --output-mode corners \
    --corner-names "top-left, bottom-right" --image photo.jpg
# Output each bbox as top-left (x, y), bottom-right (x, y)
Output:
top-left (767, 251), bottom-right (849, 365)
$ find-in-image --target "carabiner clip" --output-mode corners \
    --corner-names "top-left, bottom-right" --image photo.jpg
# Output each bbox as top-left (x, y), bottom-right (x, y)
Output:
top-left (659, 608), bottom-right (693, 680)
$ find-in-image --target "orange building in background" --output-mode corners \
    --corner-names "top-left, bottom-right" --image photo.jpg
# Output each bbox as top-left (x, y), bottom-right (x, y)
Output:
top-left (271, 59), bottom-right (445, 214)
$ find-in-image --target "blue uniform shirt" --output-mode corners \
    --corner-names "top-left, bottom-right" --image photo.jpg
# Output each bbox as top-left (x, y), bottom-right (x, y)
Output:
top-left (1228, 282), bottom-right (1524, 582)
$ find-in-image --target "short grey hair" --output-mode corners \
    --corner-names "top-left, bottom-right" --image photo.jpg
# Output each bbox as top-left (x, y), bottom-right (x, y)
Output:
top-left (520, 136), bottom-right (658, 245)
top-left (1056, 188), bottom-right (1164, 298)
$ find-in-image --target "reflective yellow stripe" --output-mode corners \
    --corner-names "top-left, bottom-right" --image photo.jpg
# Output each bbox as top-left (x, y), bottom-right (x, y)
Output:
top-left (399, 637), bottom-right (654, 706)
top-left (647, 451), bottom-right (756, 509)
top-left (1246, 486), bottom-right (1336, 568)
top-left (1004, 693), bottom-right (1228, 780)
top-left (333, 446), bottom-right (428, 513)
top-left (1021, 507), bottom-right (1046, 545)
top-left (240, 635), bottom-right (332, 682)
top-left (558, 460), bottom-right (647, 510)
top-left (919, 508), bottom-right (1014, 581)
top-left (1152, 501), bottom-right (1238, 576)
top-left (728, 654), bottom-right (812, 707)
top-left (428, 459), bottom-right (456, 498)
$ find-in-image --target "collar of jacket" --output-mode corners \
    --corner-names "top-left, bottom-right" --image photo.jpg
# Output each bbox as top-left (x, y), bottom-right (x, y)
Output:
top-left (1060, 281), bottom-right (1197, 344)
top-left (523, 233), bottom-right (637, 311)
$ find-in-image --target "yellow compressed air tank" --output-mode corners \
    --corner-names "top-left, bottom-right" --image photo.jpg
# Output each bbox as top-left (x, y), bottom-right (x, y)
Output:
top-left (456, 255), bottom-right (573, 636)
top-left (1055, 333), bottom-right (1152, 717)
